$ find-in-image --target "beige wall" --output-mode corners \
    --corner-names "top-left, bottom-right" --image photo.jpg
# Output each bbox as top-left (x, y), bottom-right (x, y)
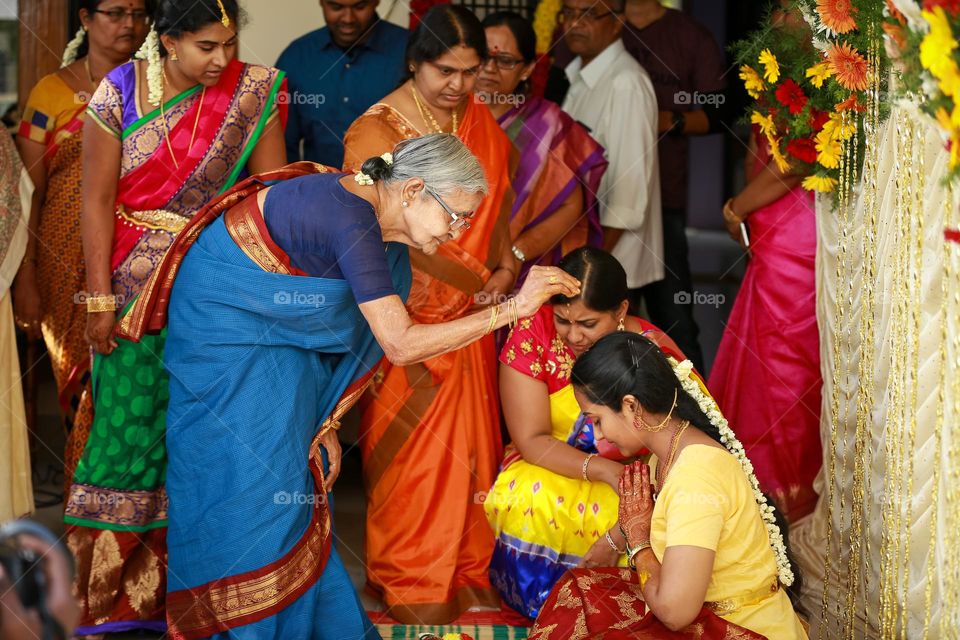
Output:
top-left (239, 1), bottom-right (326, 67)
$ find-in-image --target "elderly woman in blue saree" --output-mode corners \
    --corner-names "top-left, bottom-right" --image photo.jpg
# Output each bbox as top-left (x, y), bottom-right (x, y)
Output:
top-left (116, 133), bottom-right (581, 639)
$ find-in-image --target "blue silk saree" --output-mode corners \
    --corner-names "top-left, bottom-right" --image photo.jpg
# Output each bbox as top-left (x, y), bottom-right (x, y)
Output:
top-left (117, 164), bottom-right (410, 639)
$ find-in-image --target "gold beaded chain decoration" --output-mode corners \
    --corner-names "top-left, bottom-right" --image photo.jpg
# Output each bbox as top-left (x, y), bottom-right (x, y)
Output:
top-left (818, 106), bottom-right (856, 640)
top-left (844, 34), bottom-right (882, 638)
top-left (939, 181), bottom-right (960, 636)
top-left (880, 108), bottom-right (905, 639)
top-left (884, 112), bottom-right (909, 640)
top-left (899, 110), bottom-right (925, 640)
top-left (922, 158), bottom-right (948, 640)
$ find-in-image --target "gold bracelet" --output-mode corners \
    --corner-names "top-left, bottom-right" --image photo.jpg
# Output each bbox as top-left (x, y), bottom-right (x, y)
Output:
top-left (86, 295), bottom-right (117, 313)
top-left (627, 541), bottom-right (651, 569)
top-left (581, 452), bottom-right (597, 481)
top-left (486, 303), bottom-right (500, 334)
top-left (507, 297), bottom-right (519, 328)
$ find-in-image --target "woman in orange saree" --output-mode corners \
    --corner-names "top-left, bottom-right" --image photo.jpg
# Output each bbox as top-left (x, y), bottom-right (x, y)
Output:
top-left (342, 5), bottom-right (517, 624)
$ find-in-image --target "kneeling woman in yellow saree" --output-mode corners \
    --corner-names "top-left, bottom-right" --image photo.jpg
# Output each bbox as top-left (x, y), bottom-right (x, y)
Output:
top-left (117, 133), bottom-right (579, 639)
top-left (531, 332), bottom-right (808, 639)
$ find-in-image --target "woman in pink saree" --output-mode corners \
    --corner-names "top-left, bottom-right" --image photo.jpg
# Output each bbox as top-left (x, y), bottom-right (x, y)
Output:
top-left (709, 126), bottom-right (822, 523)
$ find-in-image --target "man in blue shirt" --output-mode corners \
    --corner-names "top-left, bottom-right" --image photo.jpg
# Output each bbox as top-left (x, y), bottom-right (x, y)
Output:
top-left (277, 0), bottom-right (407, 166)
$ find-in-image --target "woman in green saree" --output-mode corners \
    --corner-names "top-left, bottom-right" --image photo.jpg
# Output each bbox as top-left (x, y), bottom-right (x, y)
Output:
top-left (69, 0), bottom-right (287, 634)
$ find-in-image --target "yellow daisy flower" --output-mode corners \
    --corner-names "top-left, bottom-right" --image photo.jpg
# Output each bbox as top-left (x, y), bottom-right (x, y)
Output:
top-left (805, 61), bottom-right (833, 89)
top-left (767, 134), bottom-right (792, 173)
top-left (758, 49), bottom-right (780, 83)
top-left (751, 111), bottom-right (776, 137)
top-left (815, 129), bottom-right (843, 169)
top-left (820, 113), bottom-right (856, 142)
top-left (739, 65), bottom-right (766, 99)
top-left (920, 7), bottom-right (959, 83)
top-left (802, 174), bottom-right (838, 192)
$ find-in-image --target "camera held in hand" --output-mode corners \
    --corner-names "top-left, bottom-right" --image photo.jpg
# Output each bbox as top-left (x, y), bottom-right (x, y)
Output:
top-left (0, 520), bottom-right (73, 640)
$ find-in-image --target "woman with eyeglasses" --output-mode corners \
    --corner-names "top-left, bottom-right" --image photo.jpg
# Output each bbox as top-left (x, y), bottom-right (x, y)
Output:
top-left (13, 0), bottom-right (151, 493)
top-left (342, 4), bottom-right (521, 624)
top-left (68, 0), bottom-right (287, 635)
top-left (115, 134), bottom-right (579, 638)
top-left (476, 11), bottom-right (606, 288)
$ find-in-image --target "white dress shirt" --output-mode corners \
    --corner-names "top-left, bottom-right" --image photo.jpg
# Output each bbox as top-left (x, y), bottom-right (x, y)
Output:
top-left (562, 39), bottom-right (663, 289)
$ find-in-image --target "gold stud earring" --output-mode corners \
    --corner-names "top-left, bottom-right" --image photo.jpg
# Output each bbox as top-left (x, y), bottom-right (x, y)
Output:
top-left (401, 200), bottom-right (408, 207)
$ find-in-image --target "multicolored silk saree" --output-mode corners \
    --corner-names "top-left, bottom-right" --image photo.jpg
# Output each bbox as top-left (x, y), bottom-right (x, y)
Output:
top-left (65, 58), bottom-right (286, 636)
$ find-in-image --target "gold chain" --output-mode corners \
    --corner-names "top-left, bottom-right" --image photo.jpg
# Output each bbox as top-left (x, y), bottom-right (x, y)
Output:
top-left (411, 84), bottom-right (459, 135)
top-left (655, 420), bottom-right (689, 491)
top-left (160, 66), bottom-right (205, 171)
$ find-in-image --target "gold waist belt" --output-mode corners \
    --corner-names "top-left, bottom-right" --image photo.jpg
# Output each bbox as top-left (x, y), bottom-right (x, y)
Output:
top-left (117, 205), bottom-right (188, 233)
top-left (704, 579), bottom-right (780, 616)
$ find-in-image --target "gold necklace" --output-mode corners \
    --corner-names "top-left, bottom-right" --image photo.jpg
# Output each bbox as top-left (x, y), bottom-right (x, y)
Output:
top-left (83, 57), bottom-right (97, 88)
top-left (160, 67), bottom-right (205, 170)
top-left (411, 84), bottom-right (458, 135)
top-left (656, 420), bottom-right (690, 491)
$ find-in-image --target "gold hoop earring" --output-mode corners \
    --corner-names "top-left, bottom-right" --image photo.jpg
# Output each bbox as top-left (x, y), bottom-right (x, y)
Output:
top-left (632, 388), bottom-right (678, 433)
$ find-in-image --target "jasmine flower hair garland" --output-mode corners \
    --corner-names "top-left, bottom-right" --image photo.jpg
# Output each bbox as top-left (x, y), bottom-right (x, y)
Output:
top-left (61, 26), bottom-right (86, 68)
top-left (668, 357), bottom-right (795, 587)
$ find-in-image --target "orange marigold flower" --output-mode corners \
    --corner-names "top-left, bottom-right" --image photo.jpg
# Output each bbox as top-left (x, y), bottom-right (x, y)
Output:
top-left (817, 0), bottom-right (858, 34)
top-left (835, 94), bottom-right (866, 112)
top-left (828, 42), bottom-right (869, 91)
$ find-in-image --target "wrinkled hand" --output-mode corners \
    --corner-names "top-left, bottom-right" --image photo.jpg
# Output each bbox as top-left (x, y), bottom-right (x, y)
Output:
top-left (12, 274), bottom-right (43, 340)
top-left (319, 428), bottom-right (343, 490)
top-left (85, 311), bottom-right (118, 355)
top-left (514, 266), bottom-right (580, 318)
top-left (579, 531), bottom-right (622, 569)
top-left (618, 461), bottom-right (655, 549)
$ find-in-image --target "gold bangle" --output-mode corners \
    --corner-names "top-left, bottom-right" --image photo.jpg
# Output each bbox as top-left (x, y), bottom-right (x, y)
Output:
top-left (86, 295), bottom-right (117, 313)
top-left (508, 297), bottom-right (519, 328)
top-left (581, 452), bottom-right (597, 481)
top-left (627, 541), bottom-right (651, 569)
top-left (486, 303), bottom-right (500, 334)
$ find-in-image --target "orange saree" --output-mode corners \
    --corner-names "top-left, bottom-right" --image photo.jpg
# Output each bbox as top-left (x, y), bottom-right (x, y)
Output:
top-left (343, 98), bottom-right (510, 623)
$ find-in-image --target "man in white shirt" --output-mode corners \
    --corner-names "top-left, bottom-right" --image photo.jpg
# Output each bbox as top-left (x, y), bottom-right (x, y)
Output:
top-left (560, 0), bottom-right (663, 295)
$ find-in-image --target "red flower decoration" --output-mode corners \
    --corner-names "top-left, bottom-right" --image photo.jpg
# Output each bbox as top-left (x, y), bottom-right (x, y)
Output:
top-left (924, 0), bottom-right (960, 17)
top-left (786, 138), bottom-right (817, 164)
top-left (775, 79), bottom-right (808, 115)
top-left (810, 108), bottom-right (831, 131)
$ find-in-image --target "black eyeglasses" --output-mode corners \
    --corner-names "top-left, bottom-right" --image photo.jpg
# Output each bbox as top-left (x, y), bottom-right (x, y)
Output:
top-left (426, 188), bottom-right (472, 232)
top-left (92, 8), bottom-right (151, 23)
top-left (557, 7), bottom-right (619, 23)
top-left (485, 54), bottom-right (524, 71)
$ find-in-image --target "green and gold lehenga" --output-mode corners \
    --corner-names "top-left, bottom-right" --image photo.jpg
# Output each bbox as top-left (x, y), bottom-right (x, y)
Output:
top-left (65, 58), bottom-right (286, 636)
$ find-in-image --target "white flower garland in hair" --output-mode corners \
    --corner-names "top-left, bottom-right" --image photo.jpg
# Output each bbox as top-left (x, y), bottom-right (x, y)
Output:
top-left (61, 26), bottom-right (86, 68)
top-left (354, 152), bottom-right (394, 186)
top-left (667, 356), bottom-right (796, 587)
top-left (134, 27), bottom-right (163, 106)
